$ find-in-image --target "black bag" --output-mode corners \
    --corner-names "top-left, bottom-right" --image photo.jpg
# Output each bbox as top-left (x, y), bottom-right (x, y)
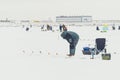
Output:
top-left (101, 54), bottom-right (111, 60)
top-left (82, 50), bottom-right (91, 55)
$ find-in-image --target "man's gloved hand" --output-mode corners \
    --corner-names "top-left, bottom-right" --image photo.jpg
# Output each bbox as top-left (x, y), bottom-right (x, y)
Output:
top-left (68, 38), bottom-right (72, 43)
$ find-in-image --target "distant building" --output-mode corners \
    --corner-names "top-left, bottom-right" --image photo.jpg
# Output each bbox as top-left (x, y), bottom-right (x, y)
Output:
top-left (81, 16), bottom-right (92, 22)
top-left (56, 16), bottom-right (92, 23)
top-left (21, 20), bottom-right (30, 23)
top-left (0, 18), bottom-right (11, 22)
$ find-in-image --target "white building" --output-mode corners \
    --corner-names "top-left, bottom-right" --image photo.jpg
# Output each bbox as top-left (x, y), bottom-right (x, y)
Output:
top-left (56, 16), bottom-right (92, 23)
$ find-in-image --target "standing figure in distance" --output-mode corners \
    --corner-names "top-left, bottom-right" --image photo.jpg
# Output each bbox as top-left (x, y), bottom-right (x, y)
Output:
top-left (62, 24), bottom-right (67, 31)
top-left (59, 24), bottom-right (63, 32)
top-left (118, 26), bottom-right (120, 30)
top-left (96, 26), bottom-right (99, 31)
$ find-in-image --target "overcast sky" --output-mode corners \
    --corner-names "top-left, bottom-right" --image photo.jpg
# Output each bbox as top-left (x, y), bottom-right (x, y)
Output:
top-left (0, 0), bottom-right (120, 20)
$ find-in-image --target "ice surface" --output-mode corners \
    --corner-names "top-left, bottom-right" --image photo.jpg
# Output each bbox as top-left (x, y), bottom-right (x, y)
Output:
top-left (0, 23), bottom-right (120, 80)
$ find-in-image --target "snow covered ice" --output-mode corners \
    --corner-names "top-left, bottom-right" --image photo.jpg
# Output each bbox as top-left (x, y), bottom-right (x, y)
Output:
top-left (0, 23), bottom-right (120, 80)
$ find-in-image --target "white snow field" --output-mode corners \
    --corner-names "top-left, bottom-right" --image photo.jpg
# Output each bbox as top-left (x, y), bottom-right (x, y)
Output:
top-left (0, 23), bottom-right (120, 80)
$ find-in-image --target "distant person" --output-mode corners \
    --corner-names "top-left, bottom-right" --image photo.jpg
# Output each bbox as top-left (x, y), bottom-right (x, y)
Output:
top-left (41, 25), bottom-right (44, 31)
top-left (112, 26), bottom-right (115, 30)
top-left (96, 26), bottom-right (99, 31)
top-left (47, 24), bottom-right (50, 31)
top-left (26, 27), bottom-right (29, 31)
top-left (62, 24), bottom-right (67, 31)
top-left (49, 26), bottom-right (52, 31)
top-left (59, 24), bottom-right (63, 32)
top-left (118, 26), bottom-right (120, 30)
top-left (61, 31), bottom-right (79, 56)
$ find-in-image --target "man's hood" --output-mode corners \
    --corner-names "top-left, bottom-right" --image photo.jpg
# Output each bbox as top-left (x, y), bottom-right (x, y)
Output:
top-left (61, 31), bottom-right (67, 39)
